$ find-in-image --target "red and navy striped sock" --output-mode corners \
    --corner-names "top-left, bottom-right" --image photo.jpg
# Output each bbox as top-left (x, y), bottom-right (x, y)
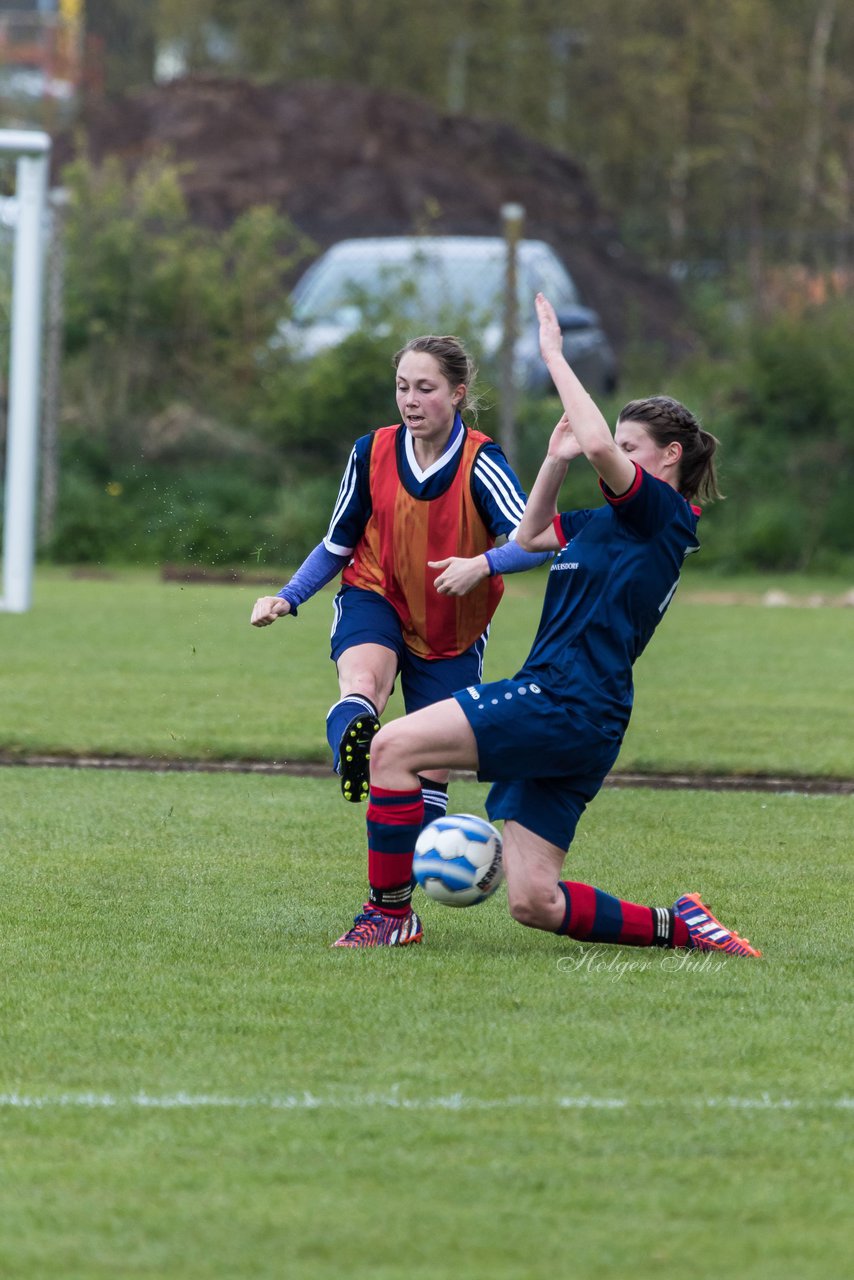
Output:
top-left (556, 881), bottom-right (690, 948)
top-left (366, 786), bottom-right (424, 916)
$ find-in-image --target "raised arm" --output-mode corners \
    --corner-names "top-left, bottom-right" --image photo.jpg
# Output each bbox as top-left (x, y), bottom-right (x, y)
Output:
top-left (515, 413), bottom-right (582, 551)
top-left (535, 293), bottom-right (635, 497)
top-left (431, 439), bottom-right (552, 587)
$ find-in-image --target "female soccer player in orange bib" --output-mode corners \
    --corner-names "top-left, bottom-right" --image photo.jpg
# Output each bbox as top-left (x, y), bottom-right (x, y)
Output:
top-left (251, 334), bottom-right (548, 840)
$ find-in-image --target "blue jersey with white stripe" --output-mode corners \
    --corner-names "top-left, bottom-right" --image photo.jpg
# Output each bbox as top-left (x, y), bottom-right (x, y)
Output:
top-left (518, 463), bottom-right (700, 737)
top-left (323, 414), bottom-right (528, 556)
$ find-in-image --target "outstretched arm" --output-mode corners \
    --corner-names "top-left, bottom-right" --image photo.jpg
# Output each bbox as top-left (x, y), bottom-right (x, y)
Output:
top-left (516, 414), bottom-right (582, 551)
top-left (252, 440), bottom-right (370, 627)
top-left (250, 541), bottom-right (349, 626)
top-left (429, 540), bottom-right (550, 596)
top-left (535, 293), bottom-right (635, 497)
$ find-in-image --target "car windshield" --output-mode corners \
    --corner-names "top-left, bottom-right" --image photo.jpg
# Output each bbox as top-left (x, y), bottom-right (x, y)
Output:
top-left (291, 244), bottom-right (574, 326)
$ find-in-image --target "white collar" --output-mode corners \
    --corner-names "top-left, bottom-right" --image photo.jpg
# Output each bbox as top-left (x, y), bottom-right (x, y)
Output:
top-left (403, 416), bottom-right (465, 482)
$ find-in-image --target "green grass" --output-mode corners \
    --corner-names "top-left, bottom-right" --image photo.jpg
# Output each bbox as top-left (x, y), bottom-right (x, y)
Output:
top-left (1, 566), bottom-right (853, 776)
top-left (0, 767), bottom-right (851, 1277)
top-left (1, 565), bottom-right (853, 1275)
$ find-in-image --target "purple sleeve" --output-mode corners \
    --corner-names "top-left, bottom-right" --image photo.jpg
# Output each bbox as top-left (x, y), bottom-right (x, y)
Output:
top-left (276, 541), bottom-right (349, 616)
top-left (484, 539), bottom-right (551, 576)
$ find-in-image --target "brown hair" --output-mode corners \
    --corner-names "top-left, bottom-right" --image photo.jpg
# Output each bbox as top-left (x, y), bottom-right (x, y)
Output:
top-left (617, 395), bottom-right (722, 503)
top-left (393, 335), bottom-right (479, 419)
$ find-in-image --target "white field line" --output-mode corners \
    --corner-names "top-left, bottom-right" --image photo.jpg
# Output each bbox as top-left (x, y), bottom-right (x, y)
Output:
top-left (0, 1090), bottom-right (851, 1113)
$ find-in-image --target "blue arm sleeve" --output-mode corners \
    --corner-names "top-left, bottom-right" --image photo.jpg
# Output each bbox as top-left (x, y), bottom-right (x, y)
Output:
top-left (276, 541), bottom-right (349, 616)
top-left (483, 539), bottom-right (551, 576)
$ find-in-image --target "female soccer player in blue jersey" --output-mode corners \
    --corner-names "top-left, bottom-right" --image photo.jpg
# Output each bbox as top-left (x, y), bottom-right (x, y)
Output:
top-left (251, 334), bottom-right (548, 833)
top-left (333, 294), bottom-right (761, 956)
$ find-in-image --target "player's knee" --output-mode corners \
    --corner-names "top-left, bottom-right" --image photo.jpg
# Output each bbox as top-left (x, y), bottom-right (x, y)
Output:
top-left (371, 721), bottom-right (423, 783)
top-left (507, 883), bottom-right (553, 930)
top-left (370, 725), bottom-right (394, 772)
top-left (369, 724), bottom-right (407, 779)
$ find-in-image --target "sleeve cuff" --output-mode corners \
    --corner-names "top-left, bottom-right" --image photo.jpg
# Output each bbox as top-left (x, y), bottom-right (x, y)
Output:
top-left (276, 588), bottom-right (298, 617)
top-left (600, 461), bottom-right (643, 505)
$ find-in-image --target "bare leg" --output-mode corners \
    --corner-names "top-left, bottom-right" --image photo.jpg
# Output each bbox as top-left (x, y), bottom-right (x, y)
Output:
top-left (418, 766), bottom-right (450, 785)
top-left (370, 698), bottom-right (480, 790)
top-left (502, 822), bottom-right (759, 952)
top-left (332, 699), bottom-right (483, 944)
top-left (501, 820), bottom-right (567, 931)
top-left (336, 648), bottom-right (450, 787)
top-left (335, 642), bottom-right (398, 715)
top-left (328, 643), bottom-right (400, 801)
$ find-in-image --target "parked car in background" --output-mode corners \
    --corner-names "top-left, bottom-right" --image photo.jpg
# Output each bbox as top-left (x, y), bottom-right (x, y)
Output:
top-left (275, 236), bottom-right (618, 395)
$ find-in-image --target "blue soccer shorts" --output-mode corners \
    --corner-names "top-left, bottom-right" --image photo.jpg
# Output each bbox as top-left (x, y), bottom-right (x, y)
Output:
top-left (330, 584), bottom-right (488, 715)
top-left (453, 676), bottom-right (622, 850)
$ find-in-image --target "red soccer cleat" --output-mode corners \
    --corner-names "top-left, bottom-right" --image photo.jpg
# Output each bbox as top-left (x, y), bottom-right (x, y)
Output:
top-left (332, 905), bottom-right (424, 948)
top-left (673, 893), bottom-right (761, 957)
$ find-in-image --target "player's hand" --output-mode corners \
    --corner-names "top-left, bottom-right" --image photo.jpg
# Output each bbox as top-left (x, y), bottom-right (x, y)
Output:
top-left (547, 413), bottom-right (584, 463)
top-left (251, 595), bottom-right (291, 626)
top-left (536, 292), bottom-right (563, 364)
top-left (429, 556), bottom-right (489, 596)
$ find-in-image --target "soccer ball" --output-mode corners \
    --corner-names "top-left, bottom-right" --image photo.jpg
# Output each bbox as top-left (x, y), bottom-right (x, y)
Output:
top-left (413, 813), bottom-right (503, 908)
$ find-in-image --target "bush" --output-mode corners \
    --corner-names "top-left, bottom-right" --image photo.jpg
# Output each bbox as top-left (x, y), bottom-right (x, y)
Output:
top-left (60, 150), bottom-right (311, 456)
top-left (258, 474), bottom-right (344, 564)
top-left (716, 299), bottom-right (854, 569)
top-left (48, 454), bottom-right (281, 567)
top-left (42, 157), bottom-right (854, 574)
top-left (252, 329), bottom-right (404, 474)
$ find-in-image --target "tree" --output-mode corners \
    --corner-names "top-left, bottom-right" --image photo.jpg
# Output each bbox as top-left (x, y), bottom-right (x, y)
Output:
top-left (86, 0), bottom-right (157, 91)
top-left (61, 150), bottom-right (310, 457)
top-left (89, 0), bottom-right (854, 277)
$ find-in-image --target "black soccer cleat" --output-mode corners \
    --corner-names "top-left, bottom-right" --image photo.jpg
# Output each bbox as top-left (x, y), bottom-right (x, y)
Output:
top-left (338, 712), bottom-right (380, 803)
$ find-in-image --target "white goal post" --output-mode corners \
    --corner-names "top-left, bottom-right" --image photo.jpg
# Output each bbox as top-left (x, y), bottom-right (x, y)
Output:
top-left (1, 128), bottom-right (51, 614)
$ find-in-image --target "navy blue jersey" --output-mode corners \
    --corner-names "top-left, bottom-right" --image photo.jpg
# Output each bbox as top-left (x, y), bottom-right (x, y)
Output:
top-left (517, 463), bottom-right (700, 736)
top-left (323, 415), bottom-right (527, 556)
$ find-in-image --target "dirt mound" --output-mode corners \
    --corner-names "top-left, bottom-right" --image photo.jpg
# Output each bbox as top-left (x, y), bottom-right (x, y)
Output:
top-left (62, 75), bottom-right (692, 359)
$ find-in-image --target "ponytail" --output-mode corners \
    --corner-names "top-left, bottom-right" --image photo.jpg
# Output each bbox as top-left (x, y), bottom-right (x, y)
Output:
top-left (618, 396), bottom-right (722, 504)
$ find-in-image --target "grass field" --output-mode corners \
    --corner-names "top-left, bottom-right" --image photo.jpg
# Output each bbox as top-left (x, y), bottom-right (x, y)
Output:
top-left (1, 567), bottom-right (853, 776)
top-left (0, 768), bottom-right (851, 1278)
top-left (1, 568), bottom-right (852, 1277)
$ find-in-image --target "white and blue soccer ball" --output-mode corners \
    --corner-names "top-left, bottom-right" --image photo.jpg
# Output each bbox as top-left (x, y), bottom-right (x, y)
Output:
top-left (413, 813), bottom-right (503, 908)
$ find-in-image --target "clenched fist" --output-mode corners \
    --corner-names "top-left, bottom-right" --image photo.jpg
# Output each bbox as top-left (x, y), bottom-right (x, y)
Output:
top-left (251, 596), bottom-right (292, 626)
